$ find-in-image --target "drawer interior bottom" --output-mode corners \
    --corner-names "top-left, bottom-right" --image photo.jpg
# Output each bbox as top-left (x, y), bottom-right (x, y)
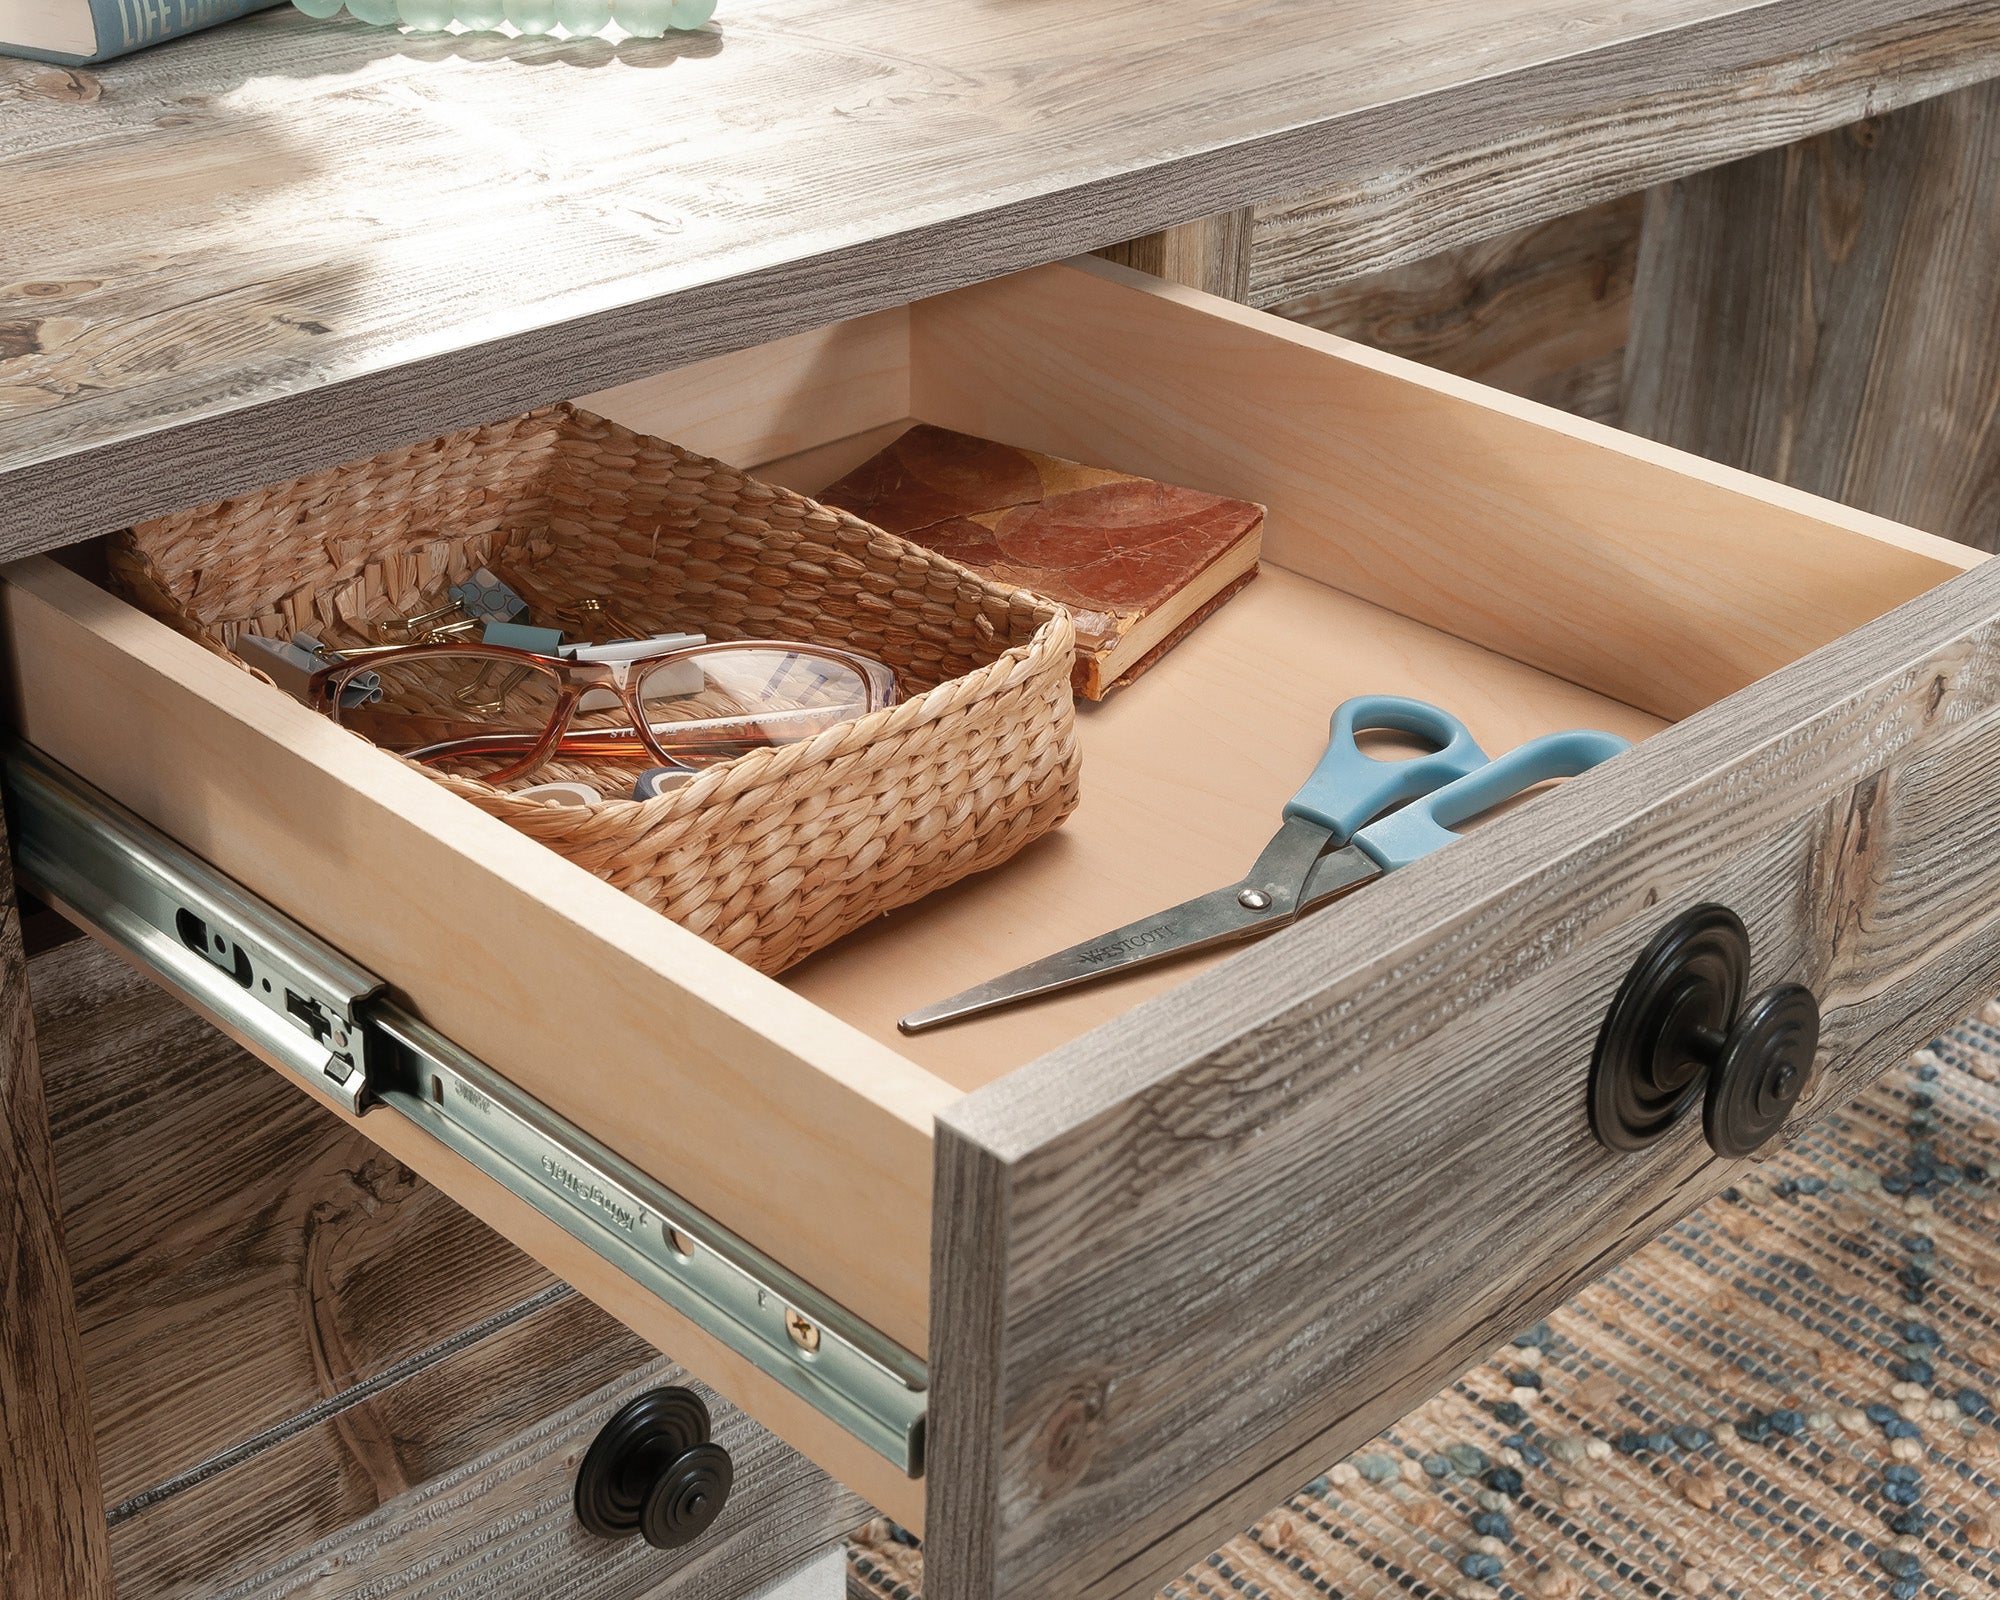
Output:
top-left (759, 426), bottom-right (1667, 1090)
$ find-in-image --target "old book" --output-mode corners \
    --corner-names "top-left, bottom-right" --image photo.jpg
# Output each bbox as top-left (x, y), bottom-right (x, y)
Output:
top-left (819, 424), bottom-right (1263, 699)
top-left (1, 0), bottom-right (281, 65)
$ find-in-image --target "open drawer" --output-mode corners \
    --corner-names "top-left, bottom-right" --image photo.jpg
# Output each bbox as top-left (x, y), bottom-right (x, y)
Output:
top-left (8, 257), bottom-right (2000, 1600)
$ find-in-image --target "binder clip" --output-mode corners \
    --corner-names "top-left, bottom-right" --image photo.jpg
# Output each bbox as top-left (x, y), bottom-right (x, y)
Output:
top-left (236, 633), bottom-right (381, 707)
top-left (450, 568), bottom-right (531, 626)
top-left (632, 765), bottom-right (698, 800)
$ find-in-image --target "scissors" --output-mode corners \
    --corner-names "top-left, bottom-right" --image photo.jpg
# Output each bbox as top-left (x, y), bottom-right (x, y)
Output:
top-left (898, 694), bottom-right (1630, 1034)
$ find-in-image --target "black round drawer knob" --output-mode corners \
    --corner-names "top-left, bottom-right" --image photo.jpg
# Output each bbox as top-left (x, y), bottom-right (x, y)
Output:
top-left (640, 1441), bottom-right (734, 1549)
top-left (1704, 982), bottom-right (1818, 1158)
top-left (1590, 904), bottom-right (1819, 1159)
top-left (575, 1387), bottom-right (733, 1549)
top-left (1590, 904), bottom-right (1748, 1151)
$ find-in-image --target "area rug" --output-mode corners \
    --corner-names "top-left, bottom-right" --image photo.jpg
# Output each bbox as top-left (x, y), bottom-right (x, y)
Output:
top-left (848, 1005), bottom-right (2000, 1599)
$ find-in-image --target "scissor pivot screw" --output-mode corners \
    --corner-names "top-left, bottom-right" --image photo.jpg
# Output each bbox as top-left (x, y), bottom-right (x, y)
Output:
top-left (1237, 888), bottom-right (1272, 911)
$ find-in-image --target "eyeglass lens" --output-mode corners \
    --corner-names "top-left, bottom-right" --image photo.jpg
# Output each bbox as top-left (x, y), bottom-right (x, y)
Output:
top-left (330, 644), bottom-right (883, 778)
top-left (627, 648), bottom-right (876, 749)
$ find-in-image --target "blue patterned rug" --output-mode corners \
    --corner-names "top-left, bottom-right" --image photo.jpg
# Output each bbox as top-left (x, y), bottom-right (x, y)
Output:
top-left (850, 1006), bottom-right (2000, 1598)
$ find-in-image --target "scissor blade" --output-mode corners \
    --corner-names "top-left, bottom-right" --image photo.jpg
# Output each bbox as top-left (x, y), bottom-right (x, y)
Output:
top-left (1298, 843), bottom-right (1384, 914)
top-left (899, 818), bottom-right (1342, 1034)
top-left (899, 882), bottom-right (1286, 1033)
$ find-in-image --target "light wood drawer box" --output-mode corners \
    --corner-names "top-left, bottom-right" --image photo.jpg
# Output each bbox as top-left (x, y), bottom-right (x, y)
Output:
top-left (7, 256), bottom-right (2000, 1600)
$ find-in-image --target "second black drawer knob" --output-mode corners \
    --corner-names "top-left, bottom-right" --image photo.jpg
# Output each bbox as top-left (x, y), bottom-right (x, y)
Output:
top-left (1590, 903), bottom-right (1817, 1159)
top-left (1701, 981), bottom-right (1819, 1158)
top-left (575, 1386), bottom-right (734, 1550)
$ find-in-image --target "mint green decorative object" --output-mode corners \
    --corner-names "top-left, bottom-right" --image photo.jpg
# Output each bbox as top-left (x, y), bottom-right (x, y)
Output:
top-left (319, 0), bottom-right (709, 34)
top-left (610, 0), bottom-right (667, 33)
top-left (503, 0), bottom-right (557, 30)
top-left (612, 0), bottom-right (671, 33)
top-left (551, 0), bottom-right (609, 31)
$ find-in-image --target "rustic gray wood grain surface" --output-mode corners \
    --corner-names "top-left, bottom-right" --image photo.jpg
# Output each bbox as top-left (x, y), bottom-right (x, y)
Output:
top-left (31, 935), bottom-right (555, 1507)
top-left (203, 1358), bottom-right (861, 1600)
top-left (28, 936), bottom-right (865, 1598)
top-left (1264, 195), bottom-right (1645, 427)
top-left (1246, 0), bottom-right (2000, 307)
top-left (1625, 76), bottom-right (2000, 552)
top-left (926, 553), bottom-right (2000, 1600)
top-left (0, 833), bottom-right (111, 1598)
top-left (108, 1290), bottom-right (649, 1597)
top-left (7, 0), bottom-right (2000, 553)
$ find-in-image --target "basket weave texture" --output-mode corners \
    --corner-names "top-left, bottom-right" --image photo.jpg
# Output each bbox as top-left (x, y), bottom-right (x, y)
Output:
top-left (110, 405), bottom-right (1080, 974)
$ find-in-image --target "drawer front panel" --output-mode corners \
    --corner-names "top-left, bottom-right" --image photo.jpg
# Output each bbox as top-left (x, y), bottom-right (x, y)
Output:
top-left (30, 936), bottom-right (868, 1599)
top-left (927, 556), bottom-right (2000, 1600)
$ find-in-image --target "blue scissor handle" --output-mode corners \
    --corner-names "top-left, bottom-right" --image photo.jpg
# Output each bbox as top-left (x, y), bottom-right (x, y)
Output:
top-left (1352, 728), bottom-right (1631, 872)
top-left (1283, 695), bottom-right (1490, 843)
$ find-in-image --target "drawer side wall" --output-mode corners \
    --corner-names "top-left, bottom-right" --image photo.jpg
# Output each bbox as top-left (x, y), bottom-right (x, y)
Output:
top-left (912, 260), bottom-right (1981, 723)
top-left (576, 306), bottom-right (911, 473)
top-left (0, 558), bottom-right (943, 1519)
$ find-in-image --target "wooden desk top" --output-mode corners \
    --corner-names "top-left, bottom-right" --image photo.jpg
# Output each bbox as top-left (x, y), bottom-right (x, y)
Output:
top-left (0, 0), bottom-right (1984, 550)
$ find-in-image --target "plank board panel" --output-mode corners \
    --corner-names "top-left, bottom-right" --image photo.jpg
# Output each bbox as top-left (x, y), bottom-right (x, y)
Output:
top-left (106, 1289), bottom-right (648, 1597)
top-left (0, 816), bottom-right (111, 1599)
top-left (27, 936), bottom-right (867, 1598)
top-left (1625, 77), bottom-right (2000, 552)
top-left (194, 1356), bottom-right (863, 1600)
top-left (1248, 0), bottom-right (2000, 306)
top-left (9, 0), bottom-right (2000, 550)
top-left (29, 937), bottom-right (553, 1505)
top-left (1265, 195), bottom-right (1644, 427)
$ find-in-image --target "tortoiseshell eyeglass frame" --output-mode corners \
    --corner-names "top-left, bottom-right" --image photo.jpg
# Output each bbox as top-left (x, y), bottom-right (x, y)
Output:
top-left (304, 637), bottom-right (900, 785)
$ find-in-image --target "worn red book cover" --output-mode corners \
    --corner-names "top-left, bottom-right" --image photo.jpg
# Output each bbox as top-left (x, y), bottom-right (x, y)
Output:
top-left (819, 424), bottom-right (1263, 699)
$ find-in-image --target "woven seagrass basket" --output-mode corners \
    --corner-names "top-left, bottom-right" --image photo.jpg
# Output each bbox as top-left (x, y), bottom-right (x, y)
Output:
top-left (109, 404), bottom-right (1080, 974)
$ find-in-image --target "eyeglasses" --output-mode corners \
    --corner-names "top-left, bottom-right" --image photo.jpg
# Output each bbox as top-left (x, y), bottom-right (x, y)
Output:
top-left (305, 637), bottom-right (900, 786)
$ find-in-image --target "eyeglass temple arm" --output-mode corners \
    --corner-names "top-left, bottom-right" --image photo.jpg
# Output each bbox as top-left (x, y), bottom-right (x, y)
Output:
top-left (410, 728), bottom-right (820, 764)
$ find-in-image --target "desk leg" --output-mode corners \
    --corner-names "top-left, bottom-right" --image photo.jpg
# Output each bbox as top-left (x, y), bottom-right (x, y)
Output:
top-left (1624, 77), bottom-right (2000, 551)
top-left (1097, 209), bottom-right (1254, 301)
top-left (0, 813), bottom-right (113, 1598)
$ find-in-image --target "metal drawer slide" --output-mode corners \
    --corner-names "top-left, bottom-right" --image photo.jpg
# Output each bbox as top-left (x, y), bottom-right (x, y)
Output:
top-left (3, 739), bottom-right (927, 1476)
